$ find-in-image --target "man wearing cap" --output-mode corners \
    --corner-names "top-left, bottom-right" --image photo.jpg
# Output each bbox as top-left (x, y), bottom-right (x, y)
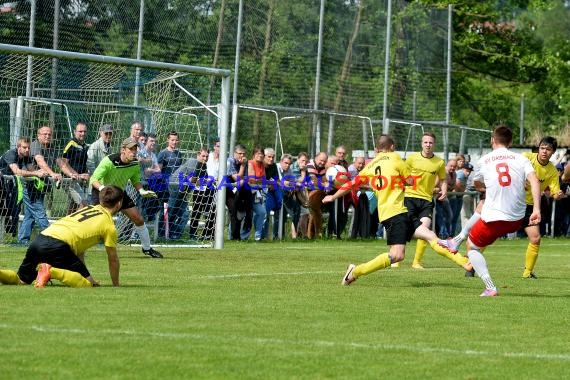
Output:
top-left (89, 137), bottom-right (163, 258)
top-left (87, 124), bottom-right (114, 174)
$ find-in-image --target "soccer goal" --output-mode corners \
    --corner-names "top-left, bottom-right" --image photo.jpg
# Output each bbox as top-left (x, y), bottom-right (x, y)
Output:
top-left (0, 43), bottom-right (230, 249)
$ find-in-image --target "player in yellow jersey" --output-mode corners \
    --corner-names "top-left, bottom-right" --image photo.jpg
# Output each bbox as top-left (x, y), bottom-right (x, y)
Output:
top-left (519, 137), bottom-right (564, 278)
top-left (322, 134), bottom-right (462, 286)
top-left (403, 132), bottom-right (470, 270)
top-left (0, 186), bottom-right (124, 288)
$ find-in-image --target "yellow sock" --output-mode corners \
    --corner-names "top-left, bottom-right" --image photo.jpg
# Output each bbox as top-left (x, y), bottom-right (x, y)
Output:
top-left (50, 267), bottom-right (92, 288)
top-left (0, 269), bottom-right (21, 285)
top-left (353, 253), bottom-right (391, 278)
top-left (429, 239), bottom-right (469, 267)
top-left (523, 243), bottom-right (539, 277)
top-left (413, 239), bottom-right (427, 265)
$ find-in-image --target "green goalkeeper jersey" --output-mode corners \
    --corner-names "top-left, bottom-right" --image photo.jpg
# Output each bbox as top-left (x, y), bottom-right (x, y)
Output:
top-left (90, 152), bottom-right (141, 190)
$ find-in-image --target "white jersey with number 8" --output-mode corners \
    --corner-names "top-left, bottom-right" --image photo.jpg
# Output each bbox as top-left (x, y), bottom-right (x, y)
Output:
top-left (472, 147), bottom-right (535, 222)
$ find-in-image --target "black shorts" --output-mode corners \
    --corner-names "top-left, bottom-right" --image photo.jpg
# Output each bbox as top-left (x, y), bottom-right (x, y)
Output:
top-left (383, 212), bottom-right (418, 245)
top-left (404, 197), bottom-right (434, 224)
top-left (92, 188), bottom-right (136, 210)
top-left (520, 204), bottom-right (534, 229)
top-left (17, 234), bottom-right (90, 285)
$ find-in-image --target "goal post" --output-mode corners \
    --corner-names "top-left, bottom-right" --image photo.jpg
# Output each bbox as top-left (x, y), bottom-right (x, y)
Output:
top-left (0, 43), bottom-right (231, 250)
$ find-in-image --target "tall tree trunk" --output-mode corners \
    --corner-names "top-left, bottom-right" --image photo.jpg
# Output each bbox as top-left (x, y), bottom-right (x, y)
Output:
top-left (253, 0), bottom-right (276, 144)
top-left (333, 3), bottom-right (363, 113)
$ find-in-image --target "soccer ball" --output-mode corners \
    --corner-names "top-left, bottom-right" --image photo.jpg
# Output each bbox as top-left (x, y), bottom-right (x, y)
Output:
top-left (326, 165), bottom-right (351, 189)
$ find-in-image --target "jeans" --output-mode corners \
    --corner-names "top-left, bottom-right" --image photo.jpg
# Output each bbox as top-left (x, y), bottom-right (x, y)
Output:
top-left (449, 195), bottom-right (463, 236)
top-left (1, 178), bottom-right (21, 236)
top-left (269, 193), bottom-right (300, 239)
top-left (188, 189), bottom-right (216, 240)
top-left (252, 201), bottom-right (267, 240)
top-left (435, 199), bottom-right (453, 238)
top-left (18, 187), bottom-right (49, 242)
top-left (246, 200), bottom-right (267, 241)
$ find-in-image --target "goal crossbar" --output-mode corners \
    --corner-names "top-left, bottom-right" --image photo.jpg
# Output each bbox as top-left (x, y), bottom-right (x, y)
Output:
top-left (0, 44), bottom-right (231, 78)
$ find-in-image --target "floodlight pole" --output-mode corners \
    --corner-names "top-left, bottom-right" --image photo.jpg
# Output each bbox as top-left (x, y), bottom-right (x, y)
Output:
top-left (381, 0), bottom-right (392, 134)
top-left (25, 0), bottom-right (37, 98)
top-left (443, 4), bottom-right (453, 161)
top-left (50, 0), bottom-right (61, 130)
top-left (229, 0), bottom-right (244, 155)
top-left (312, 0), bottom-right (325, 156)
top-left (134, 0), bottom-right (145, 115)
top-left (520, 94), bottom-right (525, 145)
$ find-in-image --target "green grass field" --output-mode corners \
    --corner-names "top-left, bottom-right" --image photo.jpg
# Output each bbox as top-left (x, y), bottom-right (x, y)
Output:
top-left (2, 238), bottom-right (570, 379)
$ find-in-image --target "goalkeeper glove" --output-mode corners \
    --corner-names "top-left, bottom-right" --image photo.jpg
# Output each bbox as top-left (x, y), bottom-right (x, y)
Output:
top-left (139, 188), bottom-right (157, 198)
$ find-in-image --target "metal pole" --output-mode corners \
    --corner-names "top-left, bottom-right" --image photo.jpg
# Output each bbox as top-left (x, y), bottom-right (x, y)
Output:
top-left (444, 4), bottom-right (453, 161)
top-left (381, 0), bottom-right (392, 134)
top-left (327, 114), bottom-right (334, 155)
top-left (215, 76), bottom-right (231, 249)
top-left (312, 0), bottom-right (325, 155)
top-left (50, 0), bottom-right (61, 129)
top-left (229, 0), bottom-right (244, 155)
top-left (459, 128), bottom-right (466, 154)
top-left (134, 0), bottom-right (145, 111)
top-left (51, 0), bottom-right (60, 100)
top-left (25, 0), bottom-right (37, 98)
top-left (362, 118), bottom-right (368, 155)
top-left (412, 91), bottom-right (417, 120)
top-left (520, 94), bottom-right (525, 145)
top-left (551, 199), bottom-right (556, 238)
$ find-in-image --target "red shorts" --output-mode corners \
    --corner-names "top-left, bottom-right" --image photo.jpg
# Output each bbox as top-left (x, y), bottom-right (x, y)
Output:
top-left (469, 219), bottom-right (523, 248)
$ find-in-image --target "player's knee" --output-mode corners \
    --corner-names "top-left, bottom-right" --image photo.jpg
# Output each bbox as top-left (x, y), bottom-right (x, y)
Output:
top-left (530, 236), bottom-right (541, 245)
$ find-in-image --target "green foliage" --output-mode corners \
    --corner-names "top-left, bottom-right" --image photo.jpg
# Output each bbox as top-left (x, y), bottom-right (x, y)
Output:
top-left (4, 0), bottom-right (570, 149)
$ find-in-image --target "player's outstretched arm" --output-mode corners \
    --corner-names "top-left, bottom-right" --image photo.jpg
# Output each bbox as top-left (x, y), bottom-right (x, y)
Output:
top-left (105, 246), bottom-right (120, 286)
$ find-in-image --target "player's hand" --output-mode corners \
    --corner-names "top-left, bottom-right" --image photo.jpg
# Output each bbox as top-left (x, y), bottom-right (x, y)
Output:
top-left (35, 169), bottom-right (48, 178)
top-left (139, 188), bottom-right (157, 198)
top-left (529, 211), bottom-right (541, 226)
top-left (322, 195), bottom-right (334, 204)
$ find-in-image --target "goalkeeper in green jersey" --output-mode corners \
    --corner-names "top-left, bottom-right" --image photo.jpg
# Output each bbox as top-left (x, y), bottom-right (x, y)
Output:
top-left (90, 137), bottom-right (163, 258)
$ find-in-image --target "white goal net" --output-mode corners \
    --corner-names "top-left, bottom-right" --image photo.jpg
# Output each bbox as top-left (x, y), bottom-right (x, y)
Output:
top-left (0, 47), bottom-right (230, 249)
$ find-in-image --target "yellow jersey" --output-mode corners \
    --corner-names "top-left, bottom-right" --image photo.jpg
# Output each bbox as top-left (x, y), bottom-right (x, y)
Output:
top-left (359, 152), bottom-right (409, 222)
top-left (404, 152), bottom-right (446, 201)
top-left (41, 205), bottom-right (118, 255)
top-left (523, 152), bottom-right (560, 205)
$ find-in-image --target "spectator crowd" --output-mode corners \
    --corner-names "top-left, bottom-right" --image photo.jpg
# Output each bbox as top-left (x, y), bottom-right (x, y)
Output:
top-left (1, 122), bottom-right (570, 247)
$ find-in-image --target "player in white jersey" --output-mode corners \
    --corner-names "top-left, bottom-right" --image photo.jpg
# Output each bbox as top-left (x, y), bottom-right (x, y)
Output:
top-left (466, 125), bottom-right (541, 297)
